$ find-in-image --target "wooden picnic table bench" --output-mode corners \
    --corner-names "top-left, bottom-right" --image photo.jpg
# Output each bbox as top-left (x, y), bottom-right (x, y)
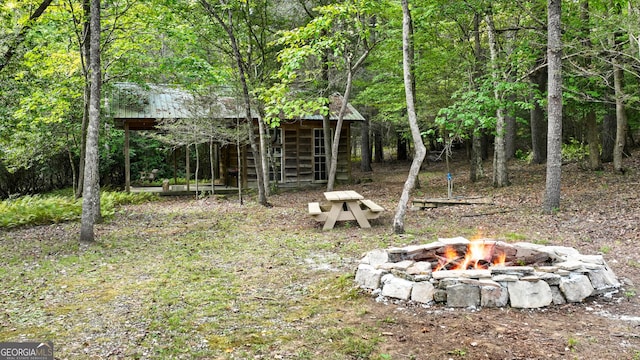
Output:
top-left (308, 190), bottom-right (384, 230)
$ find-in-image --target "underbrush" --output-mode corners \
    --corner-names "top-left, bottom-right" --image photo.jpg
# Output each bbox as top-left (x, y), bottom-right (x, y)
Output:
top-left (0, 191), bottom-right (157, 228)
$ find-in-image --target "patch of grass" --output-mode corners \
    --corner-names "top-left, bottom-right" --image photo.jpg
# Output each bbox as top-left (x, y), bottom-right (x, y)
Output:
top-left (502, 232), bottom-right (527, 242)
top-left (628, 259), bottom-right (640, 269)
top-left (0, 191), bottom-right (158, 229)
top-left (447, 348), bottom-right (467, 356)
top-left (567, 337), bottom-right (580, 352)
top-left (598, 245), bottom-right (612, 254)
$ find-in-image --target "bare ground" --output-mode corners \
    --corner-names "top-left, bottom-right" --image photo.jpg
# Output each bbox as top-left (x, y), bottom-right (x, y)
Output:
top-left (1, 149), bottom-right (639, 359)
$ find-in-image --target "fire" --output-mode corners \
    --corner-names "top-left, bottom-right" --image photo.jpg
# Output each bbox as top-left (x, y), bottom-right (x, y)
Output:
top-left (435, 239), bottom-right (506, 271)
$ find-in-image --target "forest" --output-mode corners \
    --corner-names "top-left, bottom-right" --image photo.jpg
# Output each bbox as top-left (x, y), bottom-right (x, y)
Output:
top-left (1, 0), bottom-right (638, 199)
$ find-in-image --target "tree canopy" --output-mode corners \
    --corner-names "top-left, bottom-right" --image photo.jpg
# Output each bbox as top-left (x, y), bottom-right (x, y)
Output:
top-left (0, 0), bottom-right (639, 213)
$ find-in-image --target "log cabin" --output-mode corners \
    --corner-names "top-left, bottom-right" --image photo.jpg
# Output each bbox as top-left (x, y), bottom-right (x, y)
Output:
top-left (108, 82), bottom-right (365, 191)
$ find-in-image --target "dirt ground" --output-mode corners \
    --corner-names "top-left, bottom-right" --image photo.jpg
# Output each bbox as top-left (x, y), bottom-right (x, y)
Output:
top-left (2, 150), bottom-right (639, 359)
top-left (325, 150), bottom-right (640, 360)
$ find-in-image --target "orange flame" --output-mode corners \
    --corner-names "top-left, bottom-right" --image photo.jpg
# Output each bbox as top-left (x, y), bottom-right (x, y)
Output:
top-left (436, 239), bottom-right (504, 271)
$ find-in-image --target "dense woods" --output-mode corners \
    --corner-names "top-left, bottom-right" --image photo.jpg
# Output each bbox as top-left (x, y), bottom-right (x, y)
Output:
top-left (1, 0), bottom-right (638, 200)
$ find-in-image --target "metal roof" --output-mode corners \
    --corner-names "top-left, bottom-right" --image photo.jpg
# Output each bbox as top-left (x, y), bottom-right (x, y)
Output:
top-left (109, 83), bottom-right (364, 129)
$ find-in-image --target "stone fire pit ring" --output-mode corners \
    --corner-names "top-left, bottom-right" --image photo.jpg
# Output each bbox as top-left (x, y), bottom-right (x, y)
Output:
top-left (355, 237), bottom-right (621, 309)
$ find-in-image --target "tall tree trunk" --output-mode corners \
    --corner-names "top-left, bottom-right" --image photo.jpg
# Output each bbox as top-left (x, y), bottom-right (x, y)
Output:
top-left (469, 13), bottom-right (484, 181)
top-left (505, 104), bottom-right (516, 160)
top-left (76, 0), bottom-right (91, 199)
top-left (486, 12), bottom-right (509, 187)
top-left (322, 48), bottom-right (332, 178)
top-left (80, 0), bottom-right (101, 242)
top-left (470, 131), bottom-right (484, 181)
top-left (580, 0), bottom-right (602, 171)
top-left (612, 58), bottom-right (627, 172)
top-left (374, 128), bottom-right (383, 162)
top-left (326, 49), bottom-right (371, 191)
top-left (601, 103), bottom-right (616, 163)
top-left (543, 0), bottom-right (563, 214)
top-left (585, 110), bottom-right (602, 170)
top-left (361, 117), bottom-right (372, 172)
top-left (393, 0), bottom-right (426, 234)
top-left (530, 66), bottom-right (547, 164)
top-left (214, 137), bottom-right (216, 195)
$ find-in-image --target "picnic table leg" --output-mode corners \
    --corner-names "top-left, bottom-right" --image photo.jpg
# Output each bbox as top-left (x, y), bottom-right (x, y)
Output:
top-left (346, 201), bottom-right (371, 229)
top-left (323, 203), bottom-right (343, 230)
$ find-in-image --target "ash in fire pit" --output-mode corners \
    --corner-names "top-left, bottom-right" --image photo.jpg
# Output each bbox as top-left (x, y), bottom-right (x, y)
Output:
top-left (355, 237), bottom-right (621, 309)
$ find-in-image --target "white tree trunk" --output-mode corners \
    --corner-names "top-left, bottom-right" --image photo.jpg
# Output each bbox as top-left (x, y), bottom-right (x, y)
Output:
top-left (485, 13), bottom-right (508, 187)
top-left (393, 0), bottom-right (426, 234)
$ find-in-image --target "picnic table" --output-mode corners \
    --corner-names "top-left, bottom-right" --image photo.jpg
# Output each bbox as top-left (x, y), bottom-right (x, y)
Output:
top-left (308, 190), bottom-right (384, 230)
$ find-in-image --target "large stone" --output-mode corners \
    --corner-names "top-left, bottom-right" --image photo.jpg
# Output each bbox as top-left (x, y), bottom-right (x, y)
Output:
top-left (431, 269), bottom-right (491, 280)
top-left (411, 281), bottom-right (435, 304)
top-left (438, 237), bottom-right (470, 245)
top-left (550, 285), bottom-right (566, 305)
top-left (446, 283), bottom-right (480, 308)
top-left (362, 249), bottom-right (389, 267)
top-left (406, 261), bottom-right (432, 275)
top-left (508, 280), bottom-right (553, 308)
top-left (588, 268), bottom-right (621, 293)
top-left (541, 246), bottom-right (580, 261)
top-left (355, 264), bottom-right (385, 290)
top-left (559, 274), bottom-right (594, 302)
top-left (378, 260), bottom-right (415, 271)
top-left (481, 282), bottom-right (509, 308)
top-left (381, 276), bottom-right (414, 300)
top-left (536, 271), bottom-right (561, 286)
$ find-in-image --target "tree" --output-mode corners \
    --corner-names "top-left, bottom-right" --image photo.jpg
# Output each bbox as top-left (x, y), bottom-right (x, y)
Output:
top-left (262, 0), bottom-right (383, 191)
top-left (0, 0), bottom-right (54, 72)
top-left (80, 0), bottom-right (102, 242)
top-left (393, 0), bottom-right (426, 234)
top-left (199, 0), bottom-right (268, 206)
top-left (485, 10), bottom-right (508, 187)
top-left (543, 0), bottom-right (562, 214)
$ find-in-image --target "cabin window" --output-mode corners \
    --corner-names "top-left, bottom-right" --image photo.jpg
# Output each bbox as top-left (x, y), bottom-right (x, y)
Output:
top-left (313, 128), bottom-right (330, 181)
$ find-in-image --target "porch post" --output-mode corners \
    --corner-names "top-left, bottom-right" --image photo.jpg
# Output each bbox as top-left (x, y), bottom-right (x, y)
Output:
top-left (124, 122), bottom-right (131, 192)
top-left (185, 144), bottom-right (190, 192)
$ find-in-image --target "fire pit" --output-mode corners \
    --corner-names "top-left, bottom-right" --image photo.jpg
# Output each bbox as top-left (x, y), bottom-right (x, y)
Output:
top-left (355, 237), bottom-right (621, 309)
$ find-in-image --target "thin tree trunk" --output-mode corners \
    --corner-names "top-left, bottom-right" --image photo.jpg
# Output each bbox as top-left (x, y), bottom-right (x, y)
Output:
top-left (543, 0), bottom-right (563, 214)
top-left (612, 59), bottom-right (627, 172)
top-left (258, 117), bottom-right (269, 197)
top-left (530, 66), bottom-right (547, 164)
top-left (195, 143), bottom-right (200, 198)
top-left (505, 104), bottom-right (516, 160)
top-left (601, 104), bottom-right (616, 163)
top-left (486, 12), bottom-right (509, 187)
top-left (581, 0), bottom-right (602, 171)
top-left (374, 128), bottom-right (383, 162)
top-left (361, 117), bottom-right (372, 172)
top-left (393, 0), bottom-right (426, 234)
top-left (80, 0), bottom-right (101, 242)
top-left (214, 137), bottom-right (216, 195)
top-left (76, 0), bottom-right (91, 199)
top-left (469, 13), bottom-right (484, 181)
top-left (326, 48), bottom-right (371, 191)
top-left (200, 0), bottom-right (268, 205)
